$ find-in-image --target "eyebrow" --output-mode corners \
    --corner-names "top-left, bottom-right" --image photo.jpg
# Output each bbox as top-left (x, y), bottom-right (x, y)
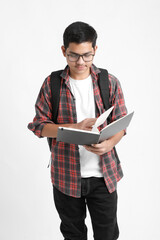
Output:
top-left (68, 51), bottom-right (93, 55)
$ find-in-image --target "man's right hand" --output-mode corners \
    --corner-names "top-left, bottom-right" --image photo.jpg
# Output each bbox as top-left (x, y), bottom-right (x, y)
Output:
top-left (75, 118), bottom-right (97, 131)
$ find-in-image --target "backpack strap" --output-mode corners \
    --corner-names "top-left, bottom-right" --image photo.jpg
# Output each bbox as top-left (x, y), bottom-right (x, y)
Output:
top-left (98, 68), bottom-right (110, 110)
top-left (50, 70), bottom-right (63, 123)
top-left (47, 70), bottom-right (63, 150)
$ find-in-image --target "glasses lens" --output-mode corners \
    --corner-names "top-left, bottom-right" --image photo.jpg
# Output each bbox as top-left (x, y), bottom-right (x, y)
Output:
top-left (68, 54), bottom-right (79, 62)
top-left (83, 54), bottom-right (94, 62)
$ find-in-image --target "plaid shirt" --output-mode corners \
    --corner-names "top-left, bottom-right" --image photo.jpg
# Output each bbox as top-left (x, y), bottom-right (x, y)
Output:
top-left (28, 64), bottom-right (127, 198)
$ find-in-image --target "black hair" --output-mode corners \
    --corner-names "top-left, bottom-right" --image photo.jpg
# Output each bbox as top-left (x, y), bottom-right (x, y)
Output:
top-left (63, 21), bottom-right (97, 49)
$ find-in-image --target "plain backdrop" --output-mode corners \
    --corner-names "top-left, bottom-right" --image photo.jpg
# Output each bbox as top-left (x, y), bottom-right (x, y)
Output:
top-left (1, 0), bottom-right (160, 239)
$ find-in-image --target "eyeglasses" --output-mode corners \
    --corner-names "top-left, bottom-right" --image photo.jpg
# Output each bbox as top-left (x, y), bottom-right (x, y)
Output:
top-left (67, 53), bottom-right (95, 62)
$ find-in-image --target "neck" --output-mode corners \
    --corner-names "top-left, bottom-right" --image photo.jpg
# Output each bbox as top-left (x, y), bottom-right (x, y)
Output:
top-left (69, 68), bottom-right (91, 80)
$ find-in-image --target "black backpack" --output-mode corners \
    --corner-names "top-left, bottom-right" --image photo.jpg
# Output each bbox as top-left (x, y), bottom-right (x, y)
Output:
top-left (47, 68), bottom-right (120, 164)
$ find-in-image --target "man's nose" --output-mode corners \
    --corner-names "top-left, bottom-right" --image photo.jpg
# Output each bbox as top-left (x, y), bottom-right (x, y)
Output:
top-left (77, 55), bottom-right (85, 64)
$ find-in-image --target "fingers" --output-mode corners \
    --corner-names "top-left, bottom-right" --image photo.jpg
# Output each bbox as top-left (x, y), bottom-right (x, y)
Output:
top-left (84, 144), bottom-right (104, 156)
top-left (83, 118), bottom-right (97, 126)
top-left (84, 140), bottom-right (110, 156)
top-left (77, 118), bottom-right (97, 130)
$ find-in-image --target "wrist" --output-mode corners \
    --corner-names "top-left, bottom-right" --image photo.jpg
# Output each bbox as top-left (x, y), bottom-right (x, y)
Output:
top-left (106, 138), bottom-right (115, 152)
top-left (106, 130), bottom-right (124, 151)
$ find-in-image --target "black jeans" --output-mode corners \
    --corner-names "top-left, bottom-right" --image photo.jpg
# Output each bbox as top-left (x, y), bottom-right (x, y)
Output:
top-left (53, 177), bottom-right (119, 240)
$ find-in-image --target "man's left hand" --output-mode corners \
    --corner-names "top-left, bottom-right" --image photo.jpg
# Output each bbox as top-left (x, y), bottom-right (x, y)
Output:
top-left (84, 139), bottom-right (113, 156)
top-left (84, 130), bottom-right (125, 156)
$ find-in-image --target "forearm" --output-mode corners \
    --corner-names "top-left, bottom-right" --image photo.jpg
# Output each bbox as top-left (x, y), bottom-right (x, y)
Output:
top-left (41, 118), bottom-right (97, 138)
top-left (41, 123), bottom-right (76, 138)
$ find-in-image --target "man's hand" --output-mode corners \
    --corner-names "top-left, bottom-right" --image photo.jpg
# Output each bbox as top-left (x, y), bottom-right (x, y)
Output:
top-left (84, 130), bottom-right (125, 156)
top-left (84, 140), bottom-right (113, 156)
top-left (75, 118), bottom-right (97, 131)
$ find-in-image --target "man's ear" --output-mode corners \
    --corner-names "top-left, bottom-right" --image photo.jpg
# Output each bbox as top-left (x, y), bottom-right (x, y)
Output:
top-left (61, 46), bottom-right (66, 57)
top-left (94, 45), bottom-right (98, 53)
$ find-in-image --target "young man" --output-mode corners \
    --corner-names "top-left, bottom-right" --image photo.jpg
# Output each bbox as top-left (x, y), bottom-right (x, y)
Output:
top-left (28, 21), bottom-right (127, 240)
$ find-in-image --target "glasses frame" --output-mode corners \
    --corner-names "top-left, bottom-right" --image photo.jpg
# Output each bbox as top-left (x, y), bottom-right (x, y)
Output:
top-left (66, 53), bottom-right (95, 62)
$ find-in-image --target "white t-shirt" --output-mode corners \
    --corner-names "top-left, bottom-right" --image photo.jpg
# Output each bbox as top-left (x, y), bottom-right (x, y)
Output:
top-left (69, 75), bottom-right (103, 178)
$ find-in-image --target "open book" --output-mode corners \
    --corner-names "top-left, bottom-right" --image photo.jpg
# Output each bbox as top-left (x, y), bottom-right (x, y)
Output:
top-left (57, 107), bottom-right (134, 145)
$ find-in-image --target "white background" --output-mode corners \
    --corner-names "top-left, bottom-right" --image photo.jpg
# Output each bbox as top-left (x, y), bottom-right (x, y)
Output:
top-left (1, 0), bottom-right (160, 239)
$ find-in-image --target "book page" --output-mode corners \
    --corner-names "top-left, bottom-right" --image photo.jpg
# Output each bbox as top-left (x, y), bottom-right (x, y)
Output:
top-left (91, 106), bottom-right (114, 132)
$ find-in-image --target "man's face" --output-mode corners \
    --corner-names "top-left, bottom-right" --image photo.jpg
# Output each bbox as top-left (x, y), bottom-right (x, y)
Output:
top-left (61, 42), bottom-right (97, 80)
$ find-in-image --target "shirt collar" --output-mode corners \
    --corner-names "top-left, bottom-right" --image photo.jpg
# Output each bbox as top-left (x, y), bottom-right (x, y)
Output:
top-left (60, 64), bottom-right (101, 83)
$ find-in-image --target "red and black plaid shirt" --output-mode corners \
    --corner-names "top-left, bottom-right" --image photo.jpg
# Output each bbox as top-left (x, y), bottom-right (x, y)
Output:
top-left (28, 64), bottom-right (127, 198)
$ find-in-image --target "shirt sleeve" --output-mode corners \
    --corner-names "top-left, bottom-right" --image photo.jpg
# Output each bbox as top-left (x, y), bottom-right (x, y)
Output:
top-left (109, 74), bottom-right (128, 128)
top-left (27, 76), bottom-right (53, 138)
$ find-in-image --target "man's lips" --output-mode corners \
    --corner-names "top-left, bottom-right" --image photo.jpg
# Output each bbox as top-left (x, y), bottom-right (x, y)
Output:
top-left (76, 65), bottom-right (86, 70)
